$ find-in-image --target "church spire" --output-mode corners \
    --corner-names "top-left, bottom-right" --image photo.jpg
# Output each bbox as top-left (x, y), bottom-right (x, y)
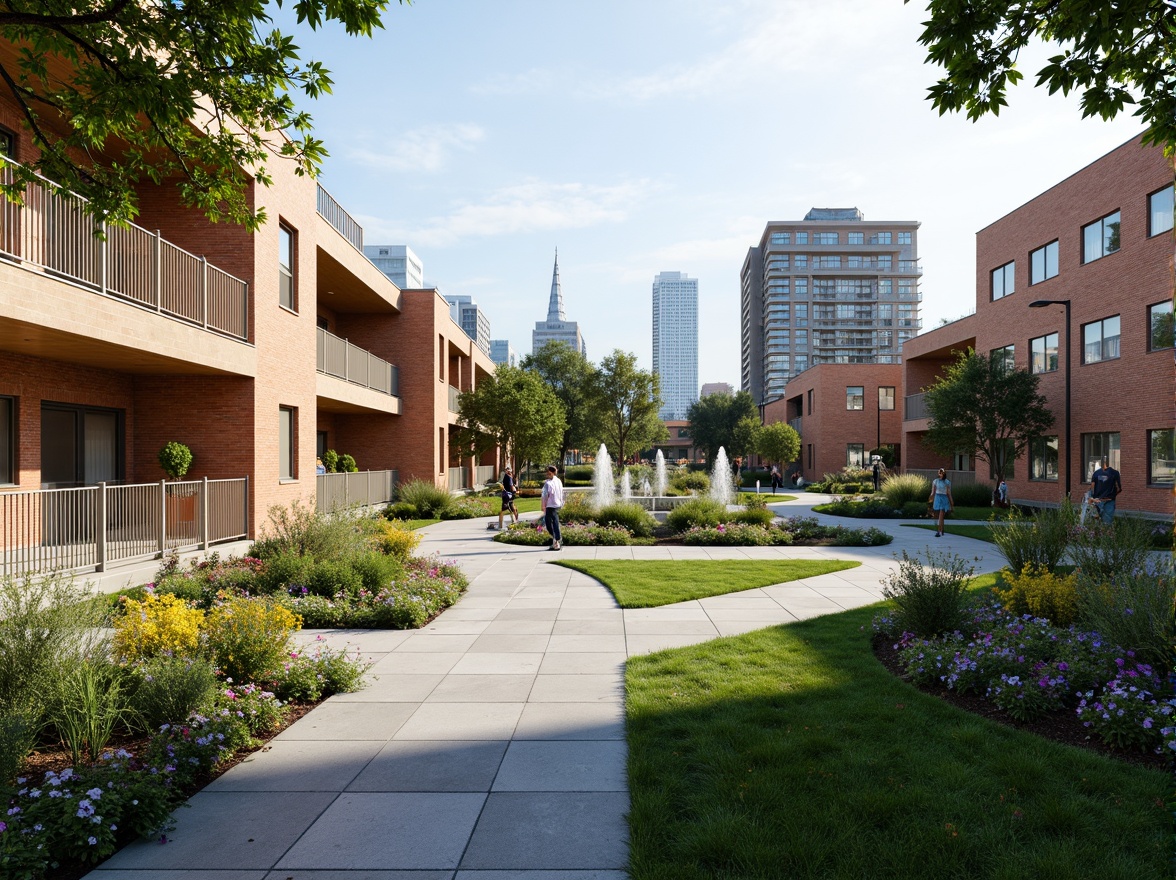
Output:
top-left (546, 247), bottom-right (565, 322)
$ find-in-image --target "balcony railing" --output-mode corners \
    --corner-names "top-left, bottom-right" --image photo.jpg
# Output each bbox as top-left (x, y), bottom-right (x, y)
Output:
top-left (475, 465), bottom-right (497, 487)
top-left (316, 327), bottom-right (399, 396)
top-left (316, 470), bottom-right (398, 513)
top-left (448, 385), bottom-right (461, 413)
top-left (0, 478), bottom-right (248, 577)
top-left (448, 467), bottom-right (469, 491)
top-left (789, 417), bottom-right (802, 437)
top-left (316, 183), bottom-right (363, 253)
top-left (905, 392), bottom-right (929, 420)
top-left (0, 163), bottom-right (249, 341)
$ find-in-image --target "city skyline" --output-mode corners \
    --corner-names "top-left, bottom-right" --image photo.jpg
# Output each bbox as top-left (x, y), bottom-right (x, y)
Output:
top-left (281, 1), bottom-right (1144, 387)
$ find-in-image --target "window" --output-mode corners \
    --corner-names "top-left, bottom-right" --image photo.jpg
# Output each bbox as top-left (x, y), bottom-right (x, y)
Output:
top-left (1029, 241), bottom-right (1058, 284)
top-left (795, 232), bottom-right (809, 244)
top-left (1149, 300), bottom-right (1174, 350)
top-left (1082, 211), bottom-right (1120, 263)
top-left (988, 439), bottom-right (1015, 480)
top-left (278, 224), bottom-right (295, 311)
top-left (847, 232), bottom-right (864, 245)
top-left (316, 430), bottom-right (328, 458)
top-left (0, 395), bottom-right (12, 485)
top-left (279, 407), bottom-right (296, 480)
top-left (869, 232), bottom-right (892, 244)
top-left (1030, 333), bottom-right (1058, 373)
top-left (846, 386), bottom-right (864, 410)
top-left (1029, 436), bottom-right (1058, 481)
top-left (794, 254), bottom-right (808, 269)
top-left (1149, 428), bottom-right (1175, 485)
top-left (807, 444), bottom-right (813, 469)
top-left (846, 444), bottom-right (865, 468)
top-left (807, 389), bottom-right (814, 414)
top-left (814, 232), bottom-right (838, 245)
top-left (1082, 315), bottom-right (1120, 364)
top-left (40, 404), bottom-right (122, 487)
top-left (1149, 185), bottom-right (1174, 237)
top-left (770, 232), bottom-right (791, 245)
top-left (991, 261), bottom-right (1015, 300)
top-left (813, 256), bottom-right (840, 268)
top-left (1082, 432), bottom-right (1120, 481)
top-left (0, 127), bottom-right (13, 158)
top-left (991, 344), bottom-right (1015, 373)
top-left (876, 255), bottom-right (892, 269)
top-left (897, 232), bottom-right (912, 245)
top-left (878, 386), bottom-right (895, 411)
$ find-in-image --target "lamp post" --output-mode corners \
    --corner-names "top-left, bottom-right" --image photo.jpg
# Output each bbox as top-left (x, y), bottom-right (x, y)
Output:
top-left (1029, 298), bottom-right (1072, 500)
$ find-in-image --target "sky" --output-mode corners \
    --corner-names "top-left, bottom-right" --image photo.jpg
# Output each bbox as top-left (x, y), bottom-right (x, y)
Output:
top-left (283, 0), bottom-right (1146, 388)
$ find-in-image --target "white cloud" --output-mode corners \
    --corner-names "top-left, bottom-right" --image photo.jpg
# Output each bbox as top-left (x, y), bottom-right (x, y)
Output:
top-left (345, 123), bottom-right (485, 173)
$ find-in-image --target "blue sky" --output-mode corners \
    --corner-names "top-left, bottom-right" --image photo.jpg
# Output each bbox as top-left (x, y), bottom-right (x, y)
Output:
top-left (286, 0), bottom-right (1144, 387)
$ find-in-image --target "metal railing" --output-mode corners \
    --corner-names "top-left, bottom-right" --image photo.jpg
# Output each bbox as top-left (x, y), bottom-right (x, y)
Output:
top-left (904, 392), bottom-right (929, 420)
top-left (316, 183), bottom-right (364, 253)
top-left (316, 327), bottom-right (399, 396)
top-left (788, 417), bottom-right (802, 437)
top-left (0, 477), bottom-right (248, 577)
top-left (448, 385), bottom-right (461, 412)
top-left (0, 163), bottom-right (249, 341)
top-left (447, 467), bottom-right (469, 491)
top-left (907, 468), bottom-right (977, 487)
top-left (474, 465), bottom-right (497, 486)
top-left (315, 470), bottom-right (398, 513)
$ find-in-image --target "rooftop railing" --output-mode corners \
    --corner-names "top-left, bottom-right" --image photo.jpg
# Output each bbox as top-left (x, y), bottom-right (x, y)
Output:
top-left (0, 163), bottom-right (249, 341)
top-left (316, 183), bottom-right (364, 253)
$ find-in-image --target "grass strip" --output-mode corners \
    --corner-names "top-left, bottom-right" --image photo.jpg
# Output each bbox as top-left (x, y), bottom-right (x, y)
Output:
top-left (626, 579), bottom-right (1169, 880)
top-left (904, 523), bottom-right (997, 542)
top-left (552, 559), bottom-right (859, 608)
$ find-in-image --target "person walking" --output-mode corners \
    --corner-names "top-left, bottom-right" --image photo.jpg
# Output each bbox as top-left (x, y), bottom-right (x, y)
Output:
top-left (1089, 457), bottom-right (1122, 525)
top-left (928, 467), bottom-right (954, 537)
top-left (540, 464), bottom-right (564, 551)
top-left (770, 464), bottom-right (781, 492)
top-left (495, 465), bottom-right (519, 530)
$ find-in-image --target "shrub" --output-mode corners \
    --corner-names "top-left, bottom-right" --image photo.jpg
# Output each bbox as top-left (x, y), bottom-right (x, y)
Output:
top-left (681, 523), bottom-right (784, 546)
top-left (814, 498), bottom-right (901, 518)
top-left (671, 470), bottom-right (710, 494)
top-left (994, 564), bottom-right (1078, 626)
top-left (442, 497), bottom-right (495, 519)
top-left (0, 711), bottom-right (36, 788)
top-left (596, 502), bottom-right (656, 538)
top-left (880, 473), bottom-right (929, 507)
top-left (338, 453), bottom-right (358, 472)
top-left (831, 526), bottom-right (893, 546)
top-left (113, 592), bottom-right (204, 661)
top-left (50, 660), bottom-right (133, 766)
top-left (564, 464), bottom-right (594, 482)
top-left (880, 549), bottom-right (976, 638)
top-left (1076, 664), bottom-right (1175, 751)
top-left (739, 469), bottom-right (772, 488)
top-left (731, 507), bottom-right (775, 527)
top-left (157, 440), bottom-right (193, 479)
top-left (370, 519), bottom-right (421, 559)
top-left (397, 478), bottom-right (452, 518)
top-left (901, 501), bottom-right (929, 518)
top-left (665, 497), bottom-right (727, 531)
top-left (215, 682), bottom-right (286, 738)
top-left (250, 500), bottom-right (367, 562)
top-left (306, 558), bottom-right (365, 599)
top-left (204, 596), bottom-right (301, 684)
top-left (254, 550), bottom-right (315, 595)
top-left (383, 500), bottom-right (420, 520)
top-left (127, 655), bottom-right (219, 732)
top-left (321, 449), bottom-right (339, 473)
top-left (559, 492), bottom-right (599, 523)
top-left (739, 493), bottom-right (769, 510)
top-left (1067, 515), bottom-right (1155, 584)
top-left (348, 551), bottom-right (402, 592)
top-left (990, 501), bottom-right (1074, 573)
top-left (1075, 566), bottom-right (1174, 667)
top-left (270, 639), bottom-right (369, 702)
top-left (952, 481), bottom-right (996, 507)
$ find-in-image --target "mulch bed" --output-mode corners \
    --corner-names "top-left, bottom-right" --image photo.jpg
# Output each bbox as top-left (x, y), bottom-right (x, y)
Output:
top-left (872, 634), bottom-right (1168, 772)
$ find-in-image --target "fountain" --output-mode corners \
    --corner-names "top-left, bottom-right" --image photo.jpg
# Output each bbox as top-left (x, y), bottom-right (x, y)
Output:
top-left (654, 450), bottom-right (668, 498)
top-left (593, 443), bottom-right (615, 508)
top-left (708, 446), bottom-right (735, 507)
top-left (620, 470), bottom-right (632, 502)
top-left (640, 478), bottom-right (652, 497)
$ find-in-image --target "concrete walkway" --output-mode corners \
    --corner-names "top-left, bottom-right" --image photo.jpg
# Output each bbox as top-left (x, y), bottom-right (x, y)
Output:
top-left (90, 496), bottom-right (1004, 879)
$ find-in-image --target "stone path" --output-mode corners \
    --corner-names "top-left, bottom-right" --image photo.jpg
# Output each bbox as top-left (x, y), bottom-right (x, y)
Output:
top-left (89, 496), bottom-right (1003, 879)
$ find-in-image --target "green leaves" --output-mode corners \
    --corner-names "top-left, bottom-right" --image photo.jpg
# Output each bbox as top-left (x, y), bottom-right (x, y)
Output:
top-left (455, 365), bottom-right (566, 471)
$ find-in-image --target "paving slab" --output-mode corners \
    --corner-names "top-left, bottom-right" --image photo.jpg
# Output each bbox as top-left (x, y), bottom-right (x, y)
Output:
top-left (206, 739), bottom-right (384, 792)
top-left (393, 702), bottom-right (526, 740)
top-left (348, 740), bottom-right (509, 792)
top-left (273, 701), bottom-right (417, 741)
top-left (513, 701), bottom-right (626, 741)
top-left (492, 741), bottom-right (628, 792)
top-left (330, 673), bottom-right (445, 702)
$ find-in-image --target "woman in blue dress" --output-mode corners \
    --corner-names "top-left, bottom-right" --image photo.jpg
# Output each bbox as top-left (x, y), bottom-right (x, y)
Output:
top-left (928, 468), bottom-right (954, 537)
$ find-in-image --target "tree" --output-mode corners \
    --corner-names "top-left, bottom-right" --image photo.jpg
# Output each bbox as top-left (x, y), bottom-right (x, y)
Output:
top-left (454, 366), bottom-right (565, 474)
top-left (912, 1), bottom-right (1176, 151)
top-left (922, 349), bottom-right (1055, 483)
top-left (730, 416), bottom-right (761, 465)
top-left (0, 0), bottom-right (398, 229)
top-left (520, 341), bottom-right (597, 469)
top-left (686, 390), bottom-right (758, 466)
top-left (590, 350), bottom-right (667, 465)
top-left (756, 422), bottom-right (801, 469)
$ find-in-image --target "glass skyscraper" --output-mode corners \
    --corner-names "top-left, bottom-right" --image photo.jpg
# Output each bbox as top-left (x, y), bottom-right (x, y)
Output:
top-left (652, 271), bottom-right (699, 420)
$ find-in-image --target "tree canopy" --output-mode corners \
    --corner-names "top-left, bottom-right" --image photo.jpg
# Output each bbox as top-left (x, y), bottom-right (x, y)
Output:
top-left (686, 390), bottom-right (758, 466)
top-left (756, 421), bottom-right (801, 468)
top-left (0, 0), bottom-right (398, 229)
top-left (922, 349), bottom-right (1054, 483)
top-left (590, 350), bottom-right (667, 465)
top-left (520, 341), bottom-right (598, 469)
top-left (454, 365), bottom-right (565, 473)
top-left (912, 0), bottom-right (1176, 150)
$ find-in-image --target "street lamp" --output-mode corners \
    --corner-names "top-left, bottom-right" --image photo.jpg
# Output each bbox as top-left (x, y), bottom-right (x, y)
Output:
top-left (1029, 298), bottom-right (1072, 499)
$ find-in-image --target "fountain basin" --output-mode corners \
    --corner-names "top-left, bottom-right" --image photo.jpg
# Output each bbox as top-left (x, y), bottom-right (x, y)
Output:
top-left (623, 496), bottom-right (697, 511)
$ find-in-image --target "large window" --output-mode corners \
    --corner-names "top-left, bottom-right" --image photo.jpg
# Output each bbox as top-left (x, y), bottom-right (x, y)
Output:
top-left (1149, 300), bottom-right (1174, 350)
top-left (1029, 241), bottom-right (1058, 284)
top-left (795, 232), bottom-right (809, 244)
top-left (0, 396), bottom-right (12, 485)
top-left (1030, 332), bottom-right (1058, 374)
top-left (991, 344), bottom-right (1015, 374)
top-left (279, 406), bottom-right (296, 481)
top-left (846, 444), bottom-right (865, 468)
top-left (278, 224), bottom-right (295, 311)
top-left (869, 232), bottom-right (892, 244)
top-left (847, 232), bottom-right (864, 245)
top-left (1082, 315), bottom-right (1120, 364)
top-left (1149, 428), bottom-right (1175, 485)
top-left (1149, 185), bottom-right (1174, 237)
top-left (846, 386), bottom-right (864, 410)
top-left (1082, 432), bottom-right (1119, 481)
top-left (897, 232), bottom-right (912, 245)
top-left (1082, 211), bottom-right (1120, 263)
top-left (814, 232), bottom-right (838, 245)
top-left (1029, 436), bottom-right (1058, 481)
top-left (878, 386), bottom-right (895, 411)
top-left (40, 404), bottom-right (122, 487)
top-left (769, 232), bottom-right (791, 245)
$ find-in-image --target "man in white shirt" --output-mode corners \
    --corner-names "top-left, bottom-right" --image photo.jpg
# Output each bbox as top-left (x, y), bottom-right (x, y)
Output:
top-left (540, 465), bottom-right (564, 551)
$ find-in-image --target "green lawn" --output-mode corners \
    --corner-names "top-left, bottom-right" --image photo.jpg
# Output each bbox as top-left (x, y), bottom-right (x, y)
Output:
top-left (488, 496), bottom-right (542, 515)
top-left (626, 574), bottom-right (1169, 880)
top-left (739, 492), bottom-right (797, 504)
top-left (904, 523), bottom-right (997, 542)
top-left (551, 559), bottom-right (860, 608)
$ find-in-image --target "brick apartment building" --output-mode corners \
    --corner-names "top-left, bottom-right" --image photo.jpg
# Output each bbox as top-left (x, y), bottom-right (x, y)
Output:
top-left (902, 135), bottom-right (1174, 518)
top-left (644, 421), bottom-right (704, 464)
top-left (0, 68), bottom-right (495, 575)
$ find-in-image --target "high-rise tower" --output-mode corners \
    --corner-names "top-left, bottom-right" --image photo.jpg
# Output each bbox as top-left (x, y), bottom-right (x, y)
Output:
top-left (652, 271), bottom-right (698, 420)
top-left (532, 249), bottom-right (587, 357)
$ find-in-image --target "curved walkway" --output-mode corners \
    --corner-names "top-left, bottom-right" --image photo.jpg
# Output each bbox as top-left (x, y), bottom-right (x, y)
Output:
top-left (90, 496), bottom-right (1004, 879)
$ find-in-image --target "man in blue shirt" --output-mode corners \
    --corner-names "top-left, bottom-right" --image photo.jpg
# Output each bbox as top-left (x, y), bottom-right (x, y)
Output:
top-left (1089, 457), bottom-right (1122, 525)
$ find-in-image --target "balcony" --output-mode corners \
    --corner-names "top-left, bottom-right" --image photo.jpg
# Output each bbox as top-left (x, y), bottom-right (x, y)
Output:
top-left (316, 470), bottom-right (398, 512)
top-left (0, 163), bottom-right (249, 342)
top-left (904, 392), bottom-right (929, 420)
top-left (448, 385), bottom-right (461, 413)
top-left (317, 184), bottom-right (364, 253)
top-left (317, 327), bottom-right (399, 396)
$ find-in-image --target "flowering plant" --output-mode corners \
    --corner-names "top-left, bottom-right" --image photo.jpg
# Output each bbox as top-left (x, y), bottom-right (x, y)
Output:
top-left (1076, 659), bottom-right (1175, 751)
